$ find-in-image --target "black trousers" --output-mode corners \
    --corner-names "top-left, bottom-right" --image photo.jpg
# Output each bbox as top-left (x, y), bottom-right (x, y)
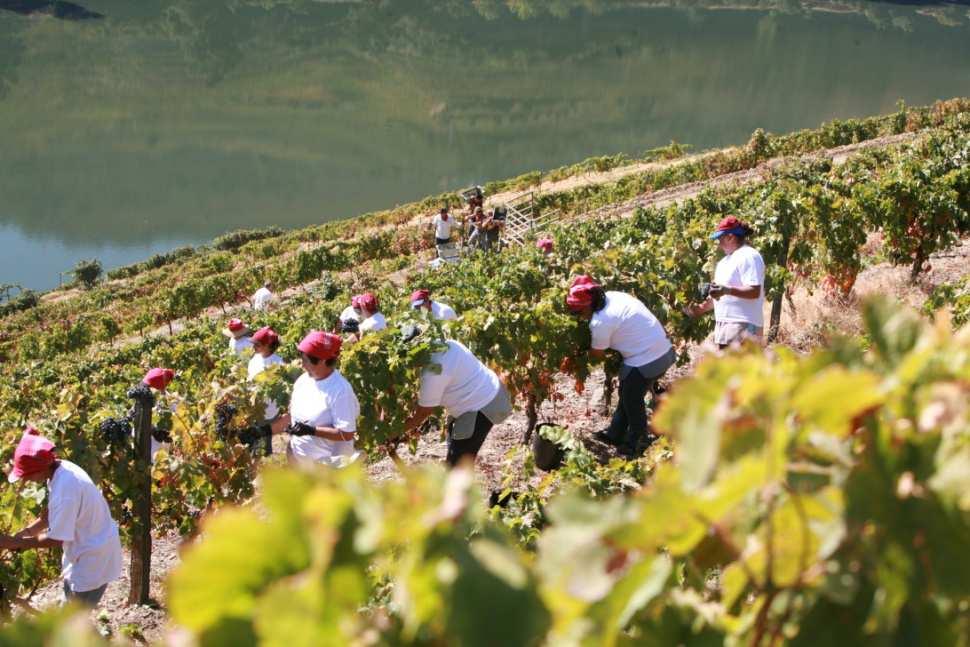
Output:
top-left (606, 369), bottom-right (652, 448)
top-left (446, 412), bottom-right (494, 467)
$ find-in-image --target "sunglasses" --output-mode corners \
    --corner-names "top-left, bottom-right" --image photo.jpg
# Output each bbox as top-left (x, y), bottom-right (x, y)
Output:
top-left (300, 352), bottom-right (320, 365)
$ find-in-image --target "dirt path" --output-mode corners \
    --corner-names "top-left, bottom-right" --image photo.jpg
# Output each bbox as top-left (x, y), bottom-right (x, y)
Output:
top-left (483, 147), bottom-right (735, 208)
top-left (98, 131), bottom-right (927, 354)
top-left (543, 131), bottom-right (923, 229)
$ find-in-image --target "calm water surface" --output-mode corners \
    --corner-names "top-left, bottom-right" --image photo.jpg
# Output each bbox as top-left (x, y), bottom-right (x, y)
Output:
top-left (1, 1), bottom-right (969, 290)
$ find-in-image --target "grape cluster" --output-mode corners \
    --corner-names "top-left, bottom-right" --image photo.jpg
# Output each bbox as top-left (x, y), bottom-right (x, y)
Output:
top-left (99, 417), bottom-right (132, 447)
top-left (214, 403), bottom-right (237, 439)
top-left (238, 424), bottom-right (273, 456)
top-left (126, 383), bottom-right (156, 408)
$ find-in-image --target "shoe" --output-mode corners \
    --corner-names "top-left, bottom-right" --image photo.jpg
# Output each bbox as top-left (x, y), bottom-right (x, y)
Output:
top-left (594, 429), bottom-right (623, 446)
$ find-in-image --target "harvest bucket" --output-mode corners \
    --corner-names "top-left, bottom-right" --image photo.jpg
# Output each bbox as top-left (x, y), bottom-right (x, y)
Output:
top-left (532, 422), bottom-right (565, 471)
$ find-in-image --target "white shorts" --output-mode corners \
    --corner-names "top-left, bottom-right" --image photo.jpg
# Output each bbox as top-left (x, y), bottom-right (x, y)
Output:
top-left (714, 321), bottom-right (764, 347)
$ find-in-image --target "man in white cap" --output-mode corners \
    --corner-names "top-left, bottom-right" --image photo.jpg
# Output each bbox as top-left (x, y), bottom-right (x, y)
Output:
top-left (0, 428), bottom-right (122, 607)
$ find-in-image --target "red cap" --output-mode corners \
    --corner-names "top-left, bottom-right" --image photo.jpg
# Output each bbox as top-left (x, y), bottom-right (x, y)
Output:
top-left (410, 289), bottom-right (431, 307)
top-left (536, 238), bottom-right (554, 253)
top-left (251, 326), bottom-right (279, 347)
top-left (297, 331), bottom-right (342, 361)
top-left (227, 318), bottom-right (246, 332)
top-left (566, 275), bottom-right (600, 311)
top-left (8, 427), bottom-right (56, 483)
top-left (353, 292), bottom-right (378, 313)
top-left (143, 367), bottom-right (175, 391)
top-left (711, 216), bottom-right (748, 239)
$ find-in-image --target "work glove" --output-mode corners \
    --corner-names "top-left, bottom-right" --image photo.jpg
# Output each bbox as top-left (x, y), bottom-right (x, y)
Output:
top-left (287, 422), bottom-right (316, 437)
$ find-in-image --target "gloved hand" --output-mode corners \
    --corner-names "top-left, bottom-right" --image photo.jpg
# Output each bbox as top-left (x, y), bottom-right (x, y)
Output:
top-left (151, 427), bottom-right (172, 444)
top-left (286, 422), bottom-right (316, 437)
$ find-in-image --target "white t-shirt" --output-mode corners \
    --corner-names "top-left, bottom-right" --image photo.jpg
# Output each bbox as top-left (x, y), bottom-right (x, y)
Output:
top-left (47, 461), bottom-right (123, 593)
top-left (288, 371), bottom-right (359, 466)
top-left (419, 340), bottom-right (500, 418)
top-left (248, 352), bottom-right (284, 420)
top-left (590, 292), bottom-right (672, 368)
top-left (433, 214), bottom-right (455, 240)
top-left (339, 306), bottom-right (360, 324)
top-left (230, 336), bottom-right (254, 356)
top-left (252, 287), bottom-right (274, 311)
top-left (360, 312), bottom-right (387, 334)
top-left (430, 301), bottom-right (458, 321)
top-left (713, 245), bottom-right (765, 327)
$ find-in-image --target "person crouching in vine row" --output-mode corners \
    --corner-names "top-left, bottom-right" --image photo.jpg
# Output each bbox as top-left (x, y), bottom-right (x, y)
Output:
top-left (353, 292), bottom-right (386, 335)
top-left (252, 281), bottom-right (275, 312)
top-left (400, 325), bottom-right (513, 467)
top-left (224, 318), bottom-right (254, 356)
top-left (566, 275), bottom-right (675, 458)
top-left (273, 331), bottom-right (360, 468)
top-left (685, 216), bottom-right (766, 348)
top-left (409, 288), bottom-right (458, 321)
top-left (0, 428), bottom-right (122, 608)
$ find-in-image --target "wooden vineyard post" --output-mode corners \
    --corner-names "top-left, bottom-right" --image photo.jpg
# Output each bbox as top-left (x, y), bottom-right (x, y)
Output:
top-left (767, 231), bottom-right (792, 344)
top-left (127, 385), bottom-right (154, 605)
top-left (523, 393), bottom-right (538, 445)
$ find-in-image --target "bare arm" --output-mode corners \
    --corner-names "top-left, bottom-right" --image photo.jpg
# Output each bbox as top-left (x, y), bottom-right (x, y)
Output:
top-left (13, 510), bottom-right (49, 539)
top-left (685, 297), bottom-right (715, 318)
top-left (311, 426), bottom-right (355, 442)
top-left (0, 532), bottom-right (61, 551)
top-left (403, 406), bottom-right (436, 438)
top-left (721, 285), bottom-right (761, 299)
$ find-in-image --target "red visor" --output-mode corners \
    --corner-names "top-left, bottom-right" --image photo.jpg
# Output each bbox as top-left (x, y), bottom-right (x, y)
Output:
top-left (566, 275), bottom-right (599, 311)
top-left (353, 292), bottom-right (378, 313)
top-left (143, 367), bottom-right (175, 391)
top-left (297, 330), bottom-right (342, 361)
top-left (8, 427), bottom-right (56, 483)
top-left (410, 289), bottom-right (431, 306)
top-left (252, 326), bottom-right (279, 347)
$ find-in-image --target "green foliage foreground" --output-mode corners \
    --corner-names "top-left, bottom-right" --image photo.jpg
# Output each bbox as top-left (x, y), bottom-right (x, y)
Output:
top-left (6, 299), bottom-right (967, 645)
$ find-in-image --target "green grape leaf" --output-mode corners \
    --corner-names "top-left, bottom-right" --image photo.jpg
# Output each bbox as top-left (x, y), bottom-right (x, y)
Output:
top-left (169, 470), bottom-right (313, 635)
top-left (585, 553), bottom-right (673, 646)
top-left (791, 366), bottom-right (882, 437)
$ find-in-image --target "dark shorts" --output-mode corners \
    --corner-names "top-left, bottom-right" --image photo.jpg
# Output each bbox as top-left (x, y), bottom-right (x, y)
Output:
top-left (63, 580), bottom-right (108, 607)
top-left (446, 412), bottom-right (493, 467)
top-left (435, 237), bottom-right (452, 246)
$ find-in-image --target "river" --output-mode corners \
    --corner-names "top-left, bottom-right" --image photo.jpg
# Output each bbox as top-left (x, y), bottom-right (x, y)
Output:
top-left (1, 0), bottom-right (969, 291)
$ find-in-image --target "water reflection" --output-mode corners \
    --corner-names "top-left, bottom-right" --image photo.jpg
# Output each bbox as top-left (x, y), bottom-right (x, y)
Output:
top-left (0, 1), bottom-right (103, 20)
top-left (0, 1), bottom-right (969, 289)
